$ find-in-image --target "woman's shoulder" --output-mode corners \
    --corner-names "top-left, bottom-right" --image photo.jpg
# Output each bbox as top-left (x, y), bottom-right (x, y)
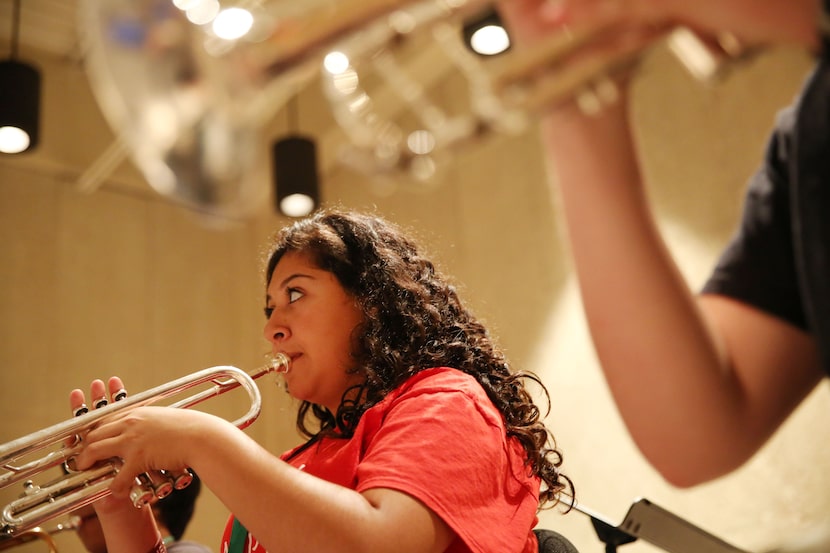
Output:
top-left (374, 367), bottom-right (495, 418)
top-left (393, 367), bottom-right (482, 396)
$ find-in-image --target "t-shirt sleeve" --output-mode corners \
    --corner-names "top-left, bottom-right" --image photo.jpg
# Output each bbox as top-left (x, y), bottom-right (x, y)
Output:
top-left (354, 376), bottom-right (539, 553)
top-left (702, 106), bottom-right (809, 331)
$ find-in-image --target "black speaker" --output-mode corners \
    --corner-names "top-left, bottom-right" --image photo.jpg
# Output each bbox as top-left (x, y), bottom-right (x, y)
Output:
top-left (0, 60), bottom-right (41, 153)
top-left (272, 135), bottom-right (320, 217)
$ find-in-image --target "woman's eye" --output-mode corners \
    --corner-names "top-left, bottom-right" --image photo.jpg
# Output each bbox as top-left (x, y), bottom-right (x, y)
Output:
top-left (263, 306), bottom-right (274, 319)
top-left (288, 288), bottom-right (304, 303)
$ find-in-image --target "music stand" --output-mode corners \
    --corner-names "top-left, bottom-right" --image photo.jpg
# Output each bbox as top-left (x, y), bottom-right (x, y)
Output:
top-left (569, 498), bottom-right (750, 553)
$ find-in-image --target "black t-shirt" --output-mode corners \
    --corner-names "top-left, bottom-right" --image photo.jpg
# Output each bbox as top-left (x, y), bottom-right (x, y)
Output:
top-left (701, 106), bottom-right (809, 333)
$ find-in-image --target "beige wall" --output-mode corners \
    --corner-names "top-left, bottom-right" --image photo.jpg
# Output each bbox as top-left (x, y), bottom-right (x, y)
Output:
top-left (1, 38), bottom-right (828, 553)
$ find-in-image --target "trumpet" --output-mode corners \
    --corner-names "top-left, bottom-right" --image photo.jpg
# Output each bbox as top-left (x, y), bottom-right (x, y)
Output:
top-left (275, 0), bottom-right (747, 179)
top-left (77, 0), bottom-right (747, 215)
top-left (0, 354), bottom-right (290, 538)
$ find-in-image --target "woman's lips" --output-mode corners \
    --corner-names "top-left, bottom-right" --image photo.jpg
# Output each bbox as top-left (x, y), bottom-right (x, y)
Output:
top-left (271, 352), bottom-right (293, 374)
top-left (276, 353), bottom-right (300, 374)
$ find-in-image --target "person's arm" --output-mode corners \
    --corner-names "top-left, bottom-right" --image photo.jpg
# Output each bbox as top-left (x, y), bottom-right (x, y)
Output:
top-left (72, 401), bottom-right (454, 553)
top-left (539, 102), bottom-right (822, 485)
top-left (499, 0), bottom-right (825, 486)
top-left (96, 499), bottom-right (163, 553)
top-left (177, 420), bottom-right (453, 553)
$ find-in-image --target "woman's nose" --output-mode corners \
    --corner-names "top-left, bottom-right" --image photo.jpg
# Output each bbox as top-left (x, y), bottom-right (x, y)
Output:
top-left (263, 314), bottom-right (289, 344)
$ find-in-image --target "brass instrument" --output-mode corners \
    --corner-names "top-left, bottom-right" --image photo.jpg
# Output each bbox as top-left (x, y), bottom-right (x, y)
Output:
top-left (0, 354), bottom-right (290, 538)
top-left (317, 0), bottom-right (743, 181)
top-left (0, 520), bottom-right (79, 553)
top-left (77, 0), bottom-right (742, 215)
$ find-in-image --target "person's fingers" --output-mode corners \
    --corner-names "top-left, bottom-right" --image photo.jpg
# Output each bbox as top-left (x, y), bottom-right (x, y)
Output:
top-left (74, 424), bottom-right (124, 470)
top-left (537, 0), bottom-right (623, 25)
top-left (499, 0), bottom-right (563, 44)
top-left (110, 461), bottom-right (141, 499)
top-left (69, 389), bottom-right (88, 418)
top-left (66, 389), bottom-right (90, 448)
top-left (89, 379), bottom-right (108, 410)
top-left (69, 378), bottom-right (127, 415)
top-left (69, 377), bottom-right (127, 461)
top-left (108, 376), bottom-right (127, 402)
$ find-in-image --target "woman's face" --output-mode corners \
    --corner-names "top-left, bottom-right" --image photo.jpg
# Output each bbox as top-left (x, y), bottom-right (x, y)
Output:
top-left (263, 250), bottom-right (365, 412)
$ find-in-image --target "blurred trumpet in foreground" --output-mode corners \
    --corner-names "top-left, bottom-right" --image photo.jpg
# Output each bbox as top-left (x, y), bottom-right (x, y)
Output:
top-left (488, 23), bottom-right (748, 114)
top-left (312, 0), bottom-right (749, 180)
top-left (78, 0), bottom-right (750, 212)
top-left (0, 355), bottom-right (289, 538)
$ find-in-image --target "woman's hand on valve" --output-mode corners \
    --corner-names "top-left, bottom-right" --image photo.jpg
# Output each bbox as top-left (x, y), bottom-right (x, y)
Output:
top-left (68, 377), bottom-right (200, 502)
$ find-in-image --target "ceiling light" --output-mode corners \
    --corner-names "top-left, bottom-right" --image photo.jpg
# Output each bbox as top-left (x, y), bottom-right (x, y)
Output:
top-left (213, 8), bottom-right (254, 40)
top-left (324, 51), bottom-right (351, 75)
top-left (462, 9), bottom-right (511, 57)
top-left (0, 0), bottom-right (40, 154)
top-left (186, 0), bottom-right (220, 25)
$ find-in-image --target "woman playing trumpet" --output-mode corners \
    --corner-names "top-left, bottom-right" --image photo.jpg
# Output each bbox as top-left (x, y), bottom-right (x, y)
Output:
top-left (70, 209), bottom-right (573, 553)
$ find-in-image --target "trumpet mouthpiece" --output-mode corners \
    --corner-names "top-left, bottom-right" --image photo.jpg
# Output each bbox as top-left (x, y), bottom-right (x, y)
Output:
top-left (270, 353), bottom-right (291, 374)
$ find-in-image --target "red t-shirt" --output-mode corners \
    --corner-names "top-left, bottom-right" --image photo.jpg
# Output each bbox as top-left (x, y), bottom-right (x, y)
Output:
top-left (221, 367), bottom-right (540, 553)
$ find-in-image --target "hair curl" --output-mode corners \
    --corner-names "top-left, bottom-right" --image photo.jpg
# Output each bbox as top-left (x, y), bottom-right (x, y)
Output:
top-left (265, 209), bottom-right (573, 508)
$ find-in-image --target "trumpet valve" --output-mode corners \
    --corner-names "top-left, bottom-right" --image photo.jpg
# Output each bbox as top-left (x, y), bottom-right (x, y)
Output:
top-left (129, 483), bottom-right (155, 508)
top-left (131, 471), bottom-right (173, 507)
top-left (166, 468), bottom-right (194, 490)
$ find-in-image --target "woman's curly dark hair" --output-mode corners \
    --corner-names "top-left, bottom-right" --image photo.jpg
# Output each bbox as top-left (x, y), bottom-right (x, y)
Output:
top-left (265, 209), bottom-right (573, 509)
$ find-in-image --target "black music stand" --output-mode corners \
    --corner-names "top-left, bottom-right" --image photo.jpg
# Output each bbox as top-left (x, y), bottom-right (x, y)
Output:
top-left (570, 498), bottom-right (750, 553)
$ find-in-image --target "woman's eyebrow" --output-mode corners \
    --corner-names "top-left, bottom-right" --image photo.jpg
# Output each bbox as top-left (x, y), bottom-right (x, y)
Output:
top-left (273, 273), bottom-right (314, 292)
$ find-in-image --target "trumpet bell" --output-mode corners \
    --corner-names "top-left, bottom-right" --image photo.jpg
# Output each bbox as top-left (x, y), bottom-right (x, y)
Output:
top-left (77, 0), bottom-right (309, 222)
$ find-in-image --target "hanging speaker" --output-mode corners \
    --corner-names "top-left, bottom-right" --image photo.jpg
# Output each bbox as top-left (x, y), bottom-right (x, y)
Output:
top-left (273, 135), bottom-right (320, 218)
top-left (0, 60), bottom-right (41, 154)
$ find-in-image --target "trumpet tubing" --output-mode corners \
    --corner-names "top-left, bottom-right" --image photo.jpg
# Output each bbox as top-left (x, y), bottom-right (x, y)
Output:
top-left (0, 354), bottom-right (290, 537)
